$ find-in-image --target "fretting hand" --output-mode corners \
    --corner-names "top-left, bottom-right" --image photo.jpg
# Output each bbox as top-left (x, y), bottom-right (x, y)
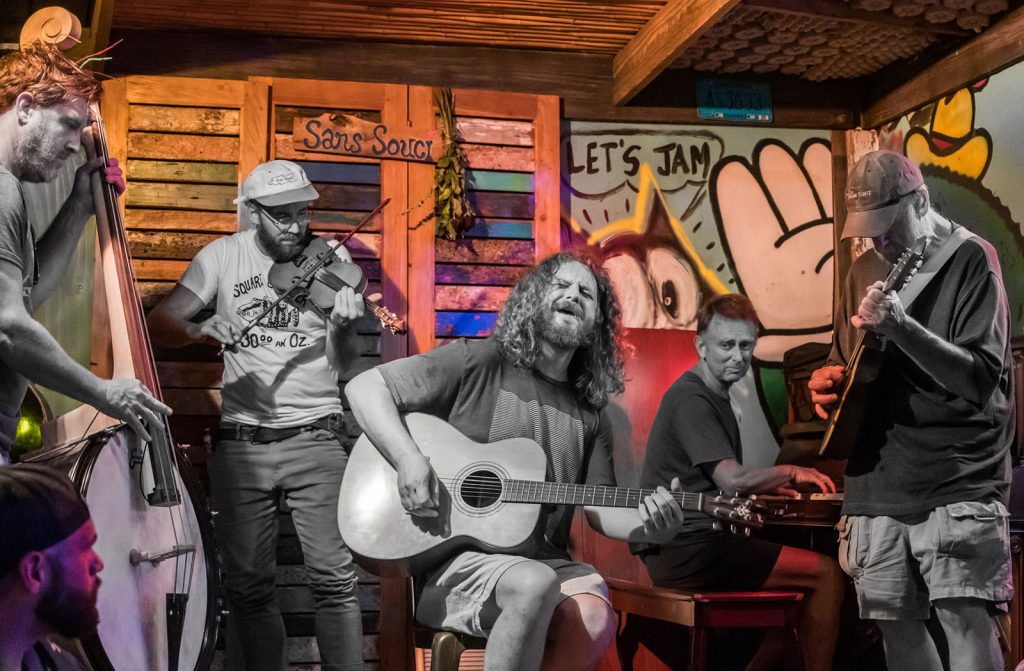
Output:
top-left (638, 477), bottom-right (686, 543)
top-left (851, 280), bottom-right (906, 337)
top-left (329, 285), bottom-right (366, 328)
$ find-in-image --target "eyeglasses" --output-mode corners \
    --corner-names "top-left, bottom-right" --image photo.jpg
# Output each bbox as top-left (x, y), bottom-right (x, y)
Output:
top-left (252, 203), bottom-right (310, 231)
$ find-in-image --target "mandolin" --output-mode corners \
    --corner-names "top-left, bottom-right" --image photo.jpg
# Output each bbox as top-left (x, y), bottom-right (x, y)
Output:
top-left (337, 413), bottom-right (766, 577)
top-left (817, 238), bottom-right (927, 459)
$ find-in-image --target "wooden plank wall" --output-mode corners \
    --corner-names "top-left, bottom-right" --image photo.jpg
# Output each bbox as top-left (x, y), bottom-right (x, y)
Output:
top-left (101, 75), bottom-right (561, 671)
top-left (429, 91), bottom-right (560, 352)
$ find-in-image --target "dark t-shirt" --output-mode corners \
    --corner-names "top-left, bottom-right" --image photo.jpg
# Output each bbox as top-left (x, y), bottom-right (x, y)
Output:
top-left (0, 166), bottom-right (35, 452)
top-left (639, 370), bottom-right (740, 533)
top-left (832, 236), bottom-right (1013, 516)
top-left (376, 337), bottom-right (615, 558)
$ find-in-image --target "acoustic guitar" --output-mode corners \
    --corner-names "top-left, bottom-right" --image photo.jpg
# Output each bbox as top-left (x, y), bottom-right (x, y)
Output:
top-left (818, 238), bottom-right (927, 459)
top-left (337, 413), bottom-right (766, 577)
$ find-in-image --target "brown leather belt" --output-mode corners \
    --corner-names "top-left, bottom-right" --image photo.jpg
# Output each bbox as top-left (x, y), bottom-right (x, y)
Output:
top-left (217, 413), bottom-right (346, 444)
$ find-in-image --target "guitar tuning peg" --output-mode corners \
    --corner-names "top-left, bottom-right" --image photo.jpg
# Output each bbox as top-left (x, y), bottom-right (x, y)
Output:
top-left (712, 520), bottom-right (722, 531)
top-left (744, 527), bottom-right (751, 537)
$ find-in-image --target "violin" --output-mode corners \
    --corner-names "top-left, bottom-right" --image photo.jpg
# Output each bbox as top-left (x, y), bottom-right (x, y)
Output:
top-left (268, 234), bottom-right (407, 334)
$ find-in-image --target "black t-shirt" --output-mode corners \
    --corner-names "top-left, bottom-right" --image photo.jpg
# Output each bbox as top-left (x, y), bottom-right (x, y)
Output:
top-left (377, 337), bottom-right (615, 558)
top-left (639, 369), bottom-right (740, 534)
top-left (832, 236), bottom-right (1014, 516)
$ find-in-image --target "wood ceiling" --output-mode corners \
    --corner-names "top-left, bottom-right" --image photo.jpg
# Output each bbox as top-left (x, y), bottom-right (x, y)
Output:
top-left (11, 0), bottom-right (1024, 128)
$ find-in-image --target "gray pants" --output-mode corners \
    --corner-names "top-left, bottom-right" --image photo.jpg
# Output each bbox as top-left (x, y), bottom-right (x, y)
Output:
top-left (210, 428), bottom-right (363, 671)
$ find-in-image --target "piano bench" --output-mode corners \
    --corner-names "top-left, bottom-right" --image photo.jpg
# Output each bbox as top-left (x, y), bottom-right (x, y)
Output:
top-left (414, 624), bottom-right (486, 671)
top-left (605, 577), bottom-right (806, 671)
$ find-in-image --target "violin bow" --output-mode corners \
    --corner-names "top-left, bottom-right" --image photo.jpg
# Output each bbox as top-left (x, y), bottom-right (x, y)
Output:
top-left (220, 198), bottom-right (390, 353)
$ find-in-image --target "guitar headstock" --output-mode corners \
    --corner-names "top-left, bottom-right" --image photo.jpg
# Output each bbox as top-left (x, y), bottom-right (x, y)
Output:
top-left (701, 493), bottom-right (766, 535)
top-left (884, 237), bottom-right (928, 293)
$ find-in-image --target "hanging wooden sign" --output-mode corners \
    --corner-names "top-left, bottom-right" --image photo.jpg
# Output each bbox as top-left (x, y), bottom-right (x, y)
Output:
top-left (293, 113), bottom-right (439, 163)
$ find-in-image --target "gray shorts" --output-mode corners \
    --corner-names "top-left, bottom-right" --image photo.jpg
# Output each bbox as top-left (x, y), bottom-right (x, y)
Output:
top-left (838, 501), bottom-right (1014, 620)
top-left (415, 552), bottom-right (610, 637)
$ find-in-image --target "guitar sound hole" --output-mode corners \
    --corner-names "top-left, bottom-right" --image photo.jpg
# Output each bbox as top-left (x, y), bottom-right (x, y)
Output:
top-left (460, 470), bottom-right (502, 509)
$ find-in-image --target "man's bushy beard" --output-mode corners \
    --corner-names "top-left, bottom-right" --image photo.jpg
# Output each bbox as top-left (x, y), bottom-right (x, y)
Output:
top-left (256, 225), bottom-right (310, 262)
top-left (538, 302), bottom-right (596, 349)
top-left (13, 123), bottom-right (66, 183)
top-left (35, 557), bottom-right (100, 638)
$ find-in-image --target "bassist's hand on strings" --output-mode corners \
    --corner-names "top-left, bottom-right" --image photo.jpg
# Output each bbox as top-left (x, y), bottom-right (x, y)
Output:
top-left (97, 378), bottom-right (172, 442)
top-left (851, 280), bottom-right (906, 336)
top-left (638, 477), bottom-right (685, 544)
top-left (397, 452), bottom-right (440, 517)
top-left (75, 127), bottom-right (125, 203)
top-left (809, 365), bottom-right (846, 419)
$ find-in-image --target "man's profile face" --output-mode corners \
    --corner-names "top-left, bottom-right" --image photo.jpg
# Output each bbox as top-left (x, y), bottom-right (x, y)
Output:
top-left (14, 96), bottom-right (88, 184)
top-left (538, 260), bottom-right (600, 348)
top-left (251, 200), bottom-right (312, 262)
top-left (872, 190), bottom-right (928, 264)
top-left (696, 314), bottom-right (757, 386)
top-left (35, 519), bottom-right (103, 638)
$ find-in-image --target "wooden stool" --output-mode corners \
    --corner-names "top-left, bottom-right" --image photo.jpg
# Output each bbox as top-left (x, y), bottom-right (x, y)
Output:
top-left (606, 577), bottom-right (805, 671)
top-left (414, 624), bottom-right (486, 671)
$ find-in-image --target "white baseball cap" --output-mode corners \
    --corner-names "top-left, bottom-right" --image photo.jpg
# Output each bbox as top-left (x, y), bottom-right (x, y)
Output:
top-left (235, 160), bottom-right (319, 207)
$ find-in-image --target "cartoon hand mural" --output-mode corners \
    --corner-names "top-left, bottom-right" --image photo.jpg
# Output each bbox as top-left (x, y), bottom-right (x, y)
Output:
top-left (711, 139), bottom-right (834, 362)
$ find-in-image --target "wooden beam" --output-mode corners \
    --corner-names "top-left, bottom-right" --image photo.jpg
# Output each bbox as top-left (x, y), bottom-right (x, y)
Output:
top-left (406, 85), bottom-right (437, 356)
top-left (106, 30), bottom-right (856, 129)
top-left (743, 0), bottom-right (970, 37)
top-left (862, 4), bottom-right (1024, 128)
top-left (533, 95), bottom-right (562, 261)
top-left (379, 83), bottom-right (410, 363)
top-left (239, 77), bottom-right (271, 196)
top-left (612, 0), bottom-right (741, 106)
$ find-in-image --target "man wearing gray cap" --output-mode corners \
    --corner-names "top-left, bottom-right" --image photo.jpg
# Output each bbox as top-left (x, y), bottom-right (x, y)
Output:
top-left (148, 160), bottom-right (366, 670)
top-left (0, 464), bottom-right (103, 671)
top-left (809, 150), bottom-right (1013, 671)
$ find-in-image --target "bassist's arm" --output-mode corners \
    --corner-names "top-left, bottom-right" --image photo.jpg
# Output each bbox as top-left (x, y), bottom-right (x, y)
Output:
top-left (345, 368), bottom-right (439, 517)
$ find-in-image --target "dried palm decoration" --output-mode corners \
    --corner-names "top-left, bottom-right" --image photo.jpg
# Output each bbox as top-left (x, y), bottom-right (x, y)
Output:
top-left (432, 88), bottom-right (474, 240)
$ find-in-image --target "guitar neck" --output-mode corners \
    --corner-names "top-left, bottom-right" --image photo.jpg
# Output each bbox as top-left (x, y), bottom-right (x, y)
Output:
top-left (502, 480), bottom-right (706, 512)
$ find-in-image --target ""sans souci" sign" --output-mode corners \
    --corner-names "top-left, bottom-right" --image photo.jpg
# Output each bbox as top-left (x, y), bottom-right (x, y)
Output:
top-left (293, 113), bottom-right (439, 163)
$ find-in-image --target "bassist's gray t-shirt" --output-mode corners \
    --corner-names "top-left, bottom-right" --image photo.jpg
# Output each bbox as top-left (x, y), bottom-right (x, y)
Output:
top-left (377, 337), bottom-right (615, 558)
top-left (831, 237), bottom-right (1013, 516)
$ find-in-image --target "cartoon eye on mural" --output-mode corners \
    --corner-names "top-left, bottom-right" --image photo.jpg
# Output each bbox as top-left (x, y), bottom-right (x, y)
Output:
top-left (564, 125), bottom-right (835, 465)
top-left (564, 128), bottom-right (729, 331)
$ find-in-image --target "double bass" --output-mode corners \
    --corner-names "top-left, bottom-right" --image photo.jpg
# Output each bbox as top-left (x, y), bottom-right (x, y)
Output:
top-left (27, 97), bottom-right (220, 669)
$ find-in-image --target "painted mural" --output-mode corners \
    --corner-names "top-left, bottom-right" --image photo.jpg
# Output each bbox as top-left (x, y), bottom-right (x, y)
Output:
top-left (878, 72), bottom-right (1024, 334)
top-left (563, 123), bottom-right (833, 466)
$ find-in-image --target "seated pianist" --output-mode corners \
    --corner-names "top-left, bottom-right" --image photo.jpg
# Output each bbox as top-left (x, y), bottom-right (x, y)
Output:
top-left (634, 294), bottom-right (844, 671)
